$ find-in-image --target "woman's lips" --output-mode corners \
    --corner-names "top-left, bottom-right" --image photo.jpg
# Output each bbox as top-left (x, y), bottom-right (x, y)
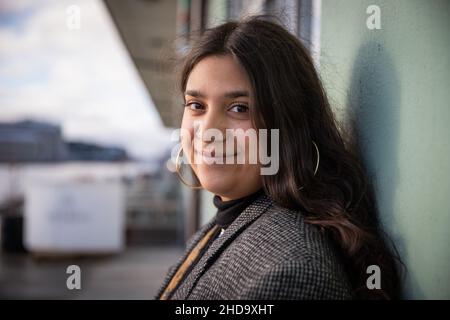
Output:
top-left (193, 148), bottom-right (238, 162)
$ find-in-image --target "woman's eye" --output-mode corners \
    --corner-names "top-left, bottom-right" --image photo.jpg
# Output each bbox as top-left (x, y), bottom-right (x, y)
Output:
top-left (229, 104), bottom-right (249, 113)
top-left (185, 102), bottom-right (204, 111)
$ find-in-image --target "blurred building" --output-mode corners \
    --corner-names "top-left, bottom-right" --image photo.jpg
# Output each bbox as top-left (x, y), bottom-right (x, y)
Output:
top-left (0, 120), bottom-right (68, 162)
top-left (66, 141), bottom-right (128, 162)
top-left (0, 120), bottom-right (129, 163)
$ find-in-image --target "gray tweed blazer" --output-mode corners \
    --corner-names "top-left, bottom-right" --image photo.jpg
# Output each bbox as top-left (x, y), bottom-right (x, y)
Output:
top-left (155, 193), bottom-right (353, 300)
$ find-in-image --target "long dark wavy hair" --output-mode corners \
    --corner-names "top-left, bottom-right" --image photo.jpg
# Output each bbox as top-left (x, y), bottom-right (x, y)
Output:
top-left (178, 16), bottom-right (403, 299)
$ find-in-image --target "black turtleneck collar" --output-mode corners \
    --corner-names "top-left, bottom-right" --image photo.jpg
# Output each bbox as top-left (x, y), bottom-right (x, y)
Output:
top-left (213, 188), bottom-right (265, 230)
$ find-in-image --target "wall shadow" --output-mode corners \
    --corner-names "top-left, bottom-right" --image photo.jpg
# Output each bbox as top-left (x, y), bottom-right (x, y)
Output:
top-left (346, 40), bottom-right (423, 298)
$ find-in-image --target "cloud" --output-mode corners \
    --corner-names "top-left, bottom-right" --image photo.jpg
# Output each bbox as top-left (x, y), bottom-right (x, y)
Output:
top-left (0, 0), bottom-right (172, 160)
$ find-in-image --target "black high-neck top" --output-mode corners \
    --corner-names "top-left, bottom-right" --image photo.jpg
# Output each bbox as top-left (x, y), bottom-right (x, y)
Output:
top-left (213, 188), bottom-right (265, 230)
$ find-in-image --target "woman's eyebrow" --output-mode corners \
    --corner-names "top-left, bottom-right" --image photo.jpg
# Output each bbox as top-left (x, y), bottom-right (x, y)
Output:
top-left (184, 89), bottom-right (249, 99)
top-left (224, 90), bottom-right (249, 98)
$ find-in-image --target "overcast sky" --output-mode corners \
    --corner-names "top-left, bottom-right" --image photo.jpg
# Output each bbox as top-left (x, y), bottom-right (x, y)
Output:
top-left (0, 0), bottom-right (174, 160)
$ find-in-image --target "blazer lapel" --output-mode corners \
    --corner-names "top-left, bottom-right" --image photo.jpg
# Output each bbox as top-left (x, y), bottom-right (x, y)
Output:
top-left (182, 193), bottom-right (273, 299)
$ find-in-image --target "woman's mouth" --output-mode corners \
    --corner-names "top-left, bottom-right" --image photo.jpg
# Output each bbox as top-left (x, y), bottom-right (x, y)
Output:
top-left (193, 148), bottom-right (238, 163)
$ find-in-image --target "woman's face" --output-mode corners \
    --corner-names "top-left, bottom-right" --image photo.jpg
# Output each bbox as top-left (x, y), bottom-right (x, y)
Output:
top-left (181, 54), bottom-right (262, 200)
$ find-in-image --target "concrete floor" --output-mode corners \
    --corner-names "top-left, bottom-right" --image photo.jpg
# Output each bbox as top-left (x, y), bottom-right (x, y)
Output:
top-left (0, 246), bottom-right (184, 299)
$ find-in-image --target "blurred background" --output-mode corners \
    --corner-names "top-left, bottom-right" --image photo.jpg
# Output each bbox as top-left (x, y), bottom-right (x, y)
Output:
top-left (0, 0), bottom-right (449, 299)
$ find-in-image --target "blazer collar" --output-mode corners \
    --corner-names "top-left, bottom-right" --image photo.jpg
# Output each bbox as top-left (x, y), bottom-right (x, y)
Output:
top-left (184, 192), bottom-right (273, 299)
top-left (155, 192), bottom-right (273, 299)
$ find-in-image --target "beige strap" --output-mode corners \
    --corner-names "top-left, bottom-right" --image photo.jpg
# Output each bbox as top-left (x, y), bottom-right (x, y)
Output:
top-left (159, 225), bottom-right (219, 300)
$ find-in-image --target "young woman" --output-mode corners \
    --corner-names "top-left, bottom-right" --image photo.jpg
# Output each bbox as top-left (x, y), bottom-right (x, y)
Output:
top-left (156, 16), bottom-right (401, 300)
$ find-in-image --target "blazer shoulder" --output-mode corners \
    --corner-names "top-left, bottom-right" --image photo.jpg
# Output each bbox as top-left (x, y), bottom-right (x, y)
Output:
top-left (245, 202), bottom-right (338, 262)
top-left (237, 201), bottom-right (351, 285)
top-left (229, 202), bottom-right (353, 299)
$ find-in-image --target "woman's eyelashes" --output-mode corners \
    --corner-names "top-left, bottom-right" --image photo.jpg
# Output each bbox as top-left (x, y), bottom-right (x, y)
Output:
top-left (228, 104), bottom-right (249, 113)
top-left (184, 101), bottom-right (249, 117)
top-left (185, 101), bottom-right (205, 112)
top-left (227, 103), bottom-right (250, 120)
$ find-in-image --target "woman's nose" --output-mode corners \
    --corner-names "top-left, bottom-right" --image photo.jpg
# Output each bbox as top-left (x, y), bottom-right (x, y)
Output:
top-left (194, 111), bottom-right (226, 143)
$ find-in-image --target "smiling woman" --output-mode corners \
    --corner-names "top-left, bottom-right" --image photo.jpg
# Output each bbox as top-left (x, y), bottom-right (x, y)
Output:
top-left (181, 54), bottom-right (262, 201)
top-left (156, 16), bottom-right (402, 300)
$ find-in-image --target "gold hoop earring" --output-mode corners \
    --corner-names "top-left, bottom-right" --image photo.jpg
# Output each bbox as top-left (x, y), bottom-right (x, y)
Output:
top-left (298, 140), bottom-right (320, 191)
top-left (312, 140), bottom-right (320, 176)
top-left (175, 146), bottom-right (202, 189)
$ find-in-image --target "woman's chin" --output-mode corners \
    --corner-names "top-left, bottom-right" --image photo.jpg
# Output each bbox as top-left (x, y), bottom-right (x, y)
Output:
top-left (197, 175), bottom-right (234, 195)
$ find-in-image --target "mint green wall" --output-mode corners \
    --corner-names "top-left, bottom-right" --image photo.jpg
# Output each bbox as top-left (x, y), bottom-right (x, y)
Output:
top-left (319, 0), bottom-right (450, 299)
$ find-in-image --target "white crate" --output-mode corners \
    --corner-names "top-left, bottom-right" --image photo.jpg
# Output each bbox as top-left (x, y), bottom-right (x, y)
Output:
top-left (24, 179), bottom-right (125, 254)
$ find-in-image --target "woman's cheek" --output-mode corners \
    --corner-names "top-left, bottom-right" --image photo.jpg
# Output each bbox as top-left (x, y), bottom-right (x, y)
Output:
top-left (180, 123), bottom-right (195, 163)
